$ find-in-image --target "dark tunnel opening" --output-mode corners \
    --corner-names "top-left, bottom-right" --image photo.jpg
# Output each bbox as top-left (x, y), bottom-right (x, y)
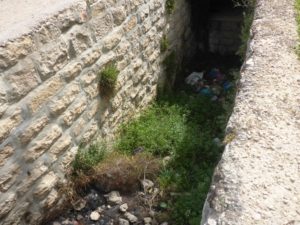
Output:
top-left (189, 0), bottom-right (243, 56)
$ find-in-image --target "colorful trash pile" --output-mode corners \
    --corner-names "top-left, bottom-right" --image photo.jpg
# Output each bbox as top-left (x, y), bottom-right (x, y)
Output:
top-left (185, 68), bottom-right (233, 101)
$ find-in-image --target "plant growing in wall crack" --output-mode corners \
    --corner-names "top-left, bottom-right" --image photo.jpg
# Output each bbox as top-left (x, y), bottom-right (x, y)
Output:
top-left (160, 34), bottom-right (169, 53)
top-left (99, 62), bottom-right (119, 96)
top-left (166, 0), bottom-right (175, 15)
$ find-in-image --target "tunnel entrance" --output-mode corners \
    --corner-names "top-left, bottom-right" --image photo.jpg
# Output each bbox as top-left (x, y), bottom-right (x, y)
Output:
top-left (189, 0), bottom-right (243, 56)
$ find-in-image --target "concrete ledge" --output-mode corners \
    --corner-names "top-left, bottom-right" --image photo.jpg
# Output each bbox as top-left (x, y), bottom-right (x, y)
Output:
top-left (0, 0), bottom-right (84, 44)
top-left (201, 0), bottom-right (300, 224)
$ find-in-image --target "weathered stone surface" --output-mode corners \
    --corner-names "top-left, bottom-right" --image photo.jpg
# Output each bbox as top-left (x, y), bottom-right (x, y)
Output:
top-left (90, 14), bottom-right (113, 41)
top-left (18, 116), bottom-right (49, 145)
top-left (111, 7), bottom-right (126, 26)
top-left (17, 161), bottom-right (48, 196)
top-left (70, 117), bottom-right (86, 137)
top-left (60, 61), bottom-right (83, 81)
top-left (124, 15), bottom-right (138, 33)
top-left (79, 121), bottom-right (98, 143)
top-left (26, 124), bottom-right (62, 162)
top-left (27, 76), bottom-right (64, 113)
top-left (83, 83), bottom-right (98, 100)
top-left (49, 134), bottom-right (72, 157)
top-left (0, 164), bottom-right (20, 192)
top-left (48, 82), bottom-right (80, 115)
top-left (80, 70), bottom-right (97, 86)
top-left (0, 108), bottom-right (22, 142)
top-left (41, 188), bottom-right (59, 209)
top-left (34, 171), bottom-right (58, 198)
top-left (81, 48), bottom-right (101, 67)
top-left (62, 97), bottom-right (87, 126)
top-left (0, 145), bottom-right (14, 166)
top-left (0, 36), bottom-right (33, 71)
top-left (5, 61), bottom-right (40, 101)
top-left (102, 29), bottom-right (123, 52)
top-left (33, 41), bottom-right (69, 80)
top-left (0, 192), bottom-right (16, 218)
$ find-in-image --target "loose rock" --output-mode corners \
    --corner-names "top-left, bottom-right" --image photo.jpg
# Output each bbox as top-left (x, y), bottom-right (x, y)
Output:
top-left (120, 203), bottom-right (128, 212)
top-left (105, 191), bottom-right (122, 205)
top-left (90, 211), bottom-right (101, 221)
top-left (119, 218), bottom-right (130, 225)
top-left (125, 212), bottom-right (138, 223)
top-left (144, 217), bottom-right (152, 224)
top-left (140, 179), bottom-right (154, 192)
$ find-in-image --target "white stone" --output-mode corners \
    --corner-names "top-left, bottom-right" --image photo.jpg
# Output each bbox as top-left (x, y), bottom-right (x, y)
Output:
top-left (144, 217), bottom-right (152, 224)
top-left (90, 211), bottom-right (101, 221)
top-left (105, 191), bottom-right (122, 205)
top-left (124, 212), bottom-right (138, 223)
top-left (119, 203), bottom-right (128, 212)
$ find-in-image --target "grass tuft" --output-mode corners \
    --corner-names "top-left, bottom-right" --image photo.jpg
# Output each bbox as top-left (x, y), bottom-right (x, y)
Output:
top-left (99, 63), bottom-right (119, 95)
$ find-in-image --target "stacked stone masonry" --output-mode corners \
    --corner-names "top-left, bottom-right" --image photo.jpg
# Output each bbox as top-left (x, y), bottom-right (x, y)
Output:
top-left (0, 0), bottom-right (193, 224)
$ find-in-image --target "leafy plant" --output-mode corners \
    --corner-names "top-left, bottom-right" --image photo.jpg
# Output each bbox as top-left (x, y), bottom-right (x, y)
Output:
top-left (72, 142), bottom-right (107, 174)
top-left (166, 0), bottom-right (175, 15)
top-left (99, 63), bottom-right (119, 94)
top-left (160, 34), bottom-right (169, 53)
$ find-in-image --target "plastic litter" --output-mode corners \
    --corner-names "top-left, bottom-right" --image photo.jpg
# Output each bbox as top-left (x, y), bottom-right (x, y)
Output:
top-left (185, 72), bottom-right (204, 86)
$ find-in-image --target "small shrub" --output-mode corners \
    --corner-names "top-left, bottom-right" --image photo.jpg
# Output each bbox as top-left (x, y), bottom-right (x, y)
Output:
top-left (99, 63), bottom-right (119, 94)
top-left (72, 142), bottom-right (107, 175)
top-left (166, 0), bottom-right (175, 15)
top-left (116, 103), bottom-right (188, 156)
top-left (160, 35), bottom-right (169, 53)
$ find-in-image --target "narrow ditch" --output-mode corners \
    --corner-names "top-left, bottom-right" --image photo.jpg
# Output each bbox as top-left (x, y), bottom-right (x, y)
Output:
top-left (44, 1), bottom-right (253, 225)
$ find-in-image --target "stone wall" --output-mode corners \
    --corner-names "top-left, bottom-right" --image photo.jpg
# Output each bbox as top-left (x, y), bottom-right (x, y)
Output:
top-left (0, 0), bottom-right (193, 224)
top-left (208, 10), bottom-right (242, 55)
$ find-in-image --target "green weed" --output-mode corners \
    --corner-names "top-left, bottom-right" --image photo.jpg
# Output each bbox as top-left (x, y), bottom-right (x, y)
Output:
top-left (72, 142), bottom-right (107, 175)
top-left (166, 0), bottom-right (175, 15)
top-left (160, 34), bottom-right (169, 53)
top-left (295, 0), bottom-right (300, 56)
top-left (99, 63), bottom-right (119, 94)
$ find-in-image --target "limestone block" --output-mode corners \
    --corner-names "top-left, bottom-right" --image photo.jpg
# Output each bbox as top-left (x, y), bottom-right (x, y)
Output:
top-left (90, 1), bottom-right (105, 18)
top-left (34, 22), bottom-right (62, 45)
top-left (17, 161), bottom-right (48, 196)
top-left (0, 36), bottom-right (34, 72)
top-left (79, 121), bottom-right (98, 144)
top-left (130, 0), bottom-right (144, 11)
top-left (1, 202), bottom-right (29, 225)
top-left (124, 16), bottom-right (138, 33)
top-left (115, 40), bottom-right (131, 56)
top-left (102, 29), bottom-right (123, 52)
top-left (66, 25), bottom-right (94, 55)
top-left (49, 134), bottom-right (72, 157)
top-left (83, 100), bottom-right (99, 120)
top-left (34, 171), bottom-right (58, 198)
top-left (111, 6), bottom-right (126, 26)
top-left (80, 70), bottom-right (97, 86)
top-left (84, 83), bottom-right (98, 100)
top-left (33, 41), bottom-right (69, 80)
top-left (138, 5), bottom-right (150, 23)
top-left (0, 145), bottom-right (14, 166)
top-left (80, 48), bottom-right (101, 68)
top-left (48, 82), bottom-right (80, 115)
top-left (56, 4), bottom-right (88, 32)
top-left (4, 60), bottom-right (40, 102)
top-left (95, 51), bottom-right (116, 68)
top-left (140, 18), bottom-right (152, 33)
top-left (18, 116), bottom-right (49, 145)
top-left (62, 97), bottom-right (87, 126)
top-left (0, 108), bottom-right (22, 143)
top-left (71, 117), bottom-right (86, 137)
top-left (0, 164), bottom-right (20, 192)
top-left (41, 188), bottom-right (59, 209)
top-left (0, 193), bottom-right (16, 219)
top-left (90, 14), bottom-right (114, 41)
top-left (60, 61), bottom-right (83, 81)
top-left (60, 146), bottom-right (78, 169)
top-left (25, 124), bottom-right (62, 162)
